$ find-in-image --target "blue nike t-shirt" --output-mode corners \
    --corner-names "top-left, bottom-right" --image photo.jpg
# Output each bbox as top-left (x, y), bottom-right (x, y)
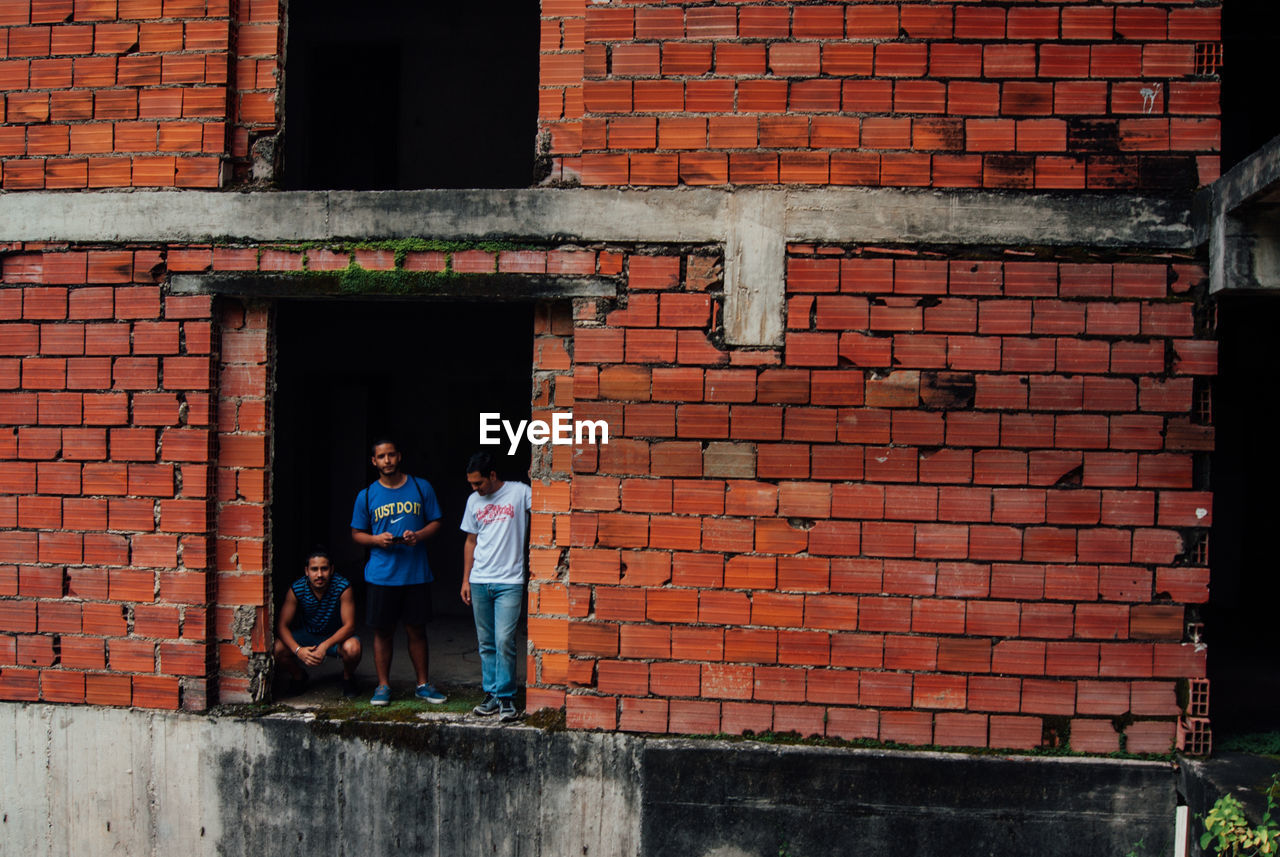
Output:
top-left (351, 476), bottom-right (443, 586)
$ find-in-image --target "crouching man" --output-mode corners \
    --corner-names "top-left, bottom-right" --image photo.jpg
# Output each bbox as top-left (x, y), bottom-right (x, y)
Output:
top-left (460, 451), bottom-right (532, 722)
top-left (273, 548), bottom-right (362, 698)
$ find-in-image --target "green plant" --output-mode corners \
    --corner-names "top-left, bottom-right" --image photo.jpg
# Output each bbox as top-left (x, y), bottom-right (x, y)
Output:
top-left (1200, 776), bottom-right (1280, 856)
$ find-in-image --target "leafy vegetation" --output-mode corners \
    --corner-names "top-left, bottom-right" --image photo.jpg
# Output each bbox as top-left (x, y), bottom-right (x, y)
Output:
top-left (1201, 776), bottom-right (1280, 856)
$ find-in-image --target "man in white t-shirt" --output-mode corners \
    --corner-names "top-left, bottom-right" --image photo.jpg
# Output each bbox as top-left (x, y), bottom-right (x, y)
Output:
top-left (460, 451), bottom-right (532, 722)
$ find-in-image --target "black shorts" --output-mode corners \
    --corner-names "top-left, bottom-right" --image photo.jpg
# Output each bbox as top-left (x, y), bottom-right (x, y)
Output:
top-left (366, 582), bottom-right (431, 631)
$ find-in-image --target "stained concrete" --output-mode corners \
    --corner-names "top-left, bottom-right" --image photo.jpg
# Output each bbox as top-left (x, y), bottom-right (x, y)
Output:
top-left (167, 272), bottom-right (618, 301)
top-left (724, 190), bottom-right (786, 346)
top-left (643, 741), bottom-right (1176, 857)
top-left (1198, 131), bottom-right (1280, 292)
top-left (0, 701), bottom-right (1179, 857)
top-left (0, 188), bottom-right (1194, 248)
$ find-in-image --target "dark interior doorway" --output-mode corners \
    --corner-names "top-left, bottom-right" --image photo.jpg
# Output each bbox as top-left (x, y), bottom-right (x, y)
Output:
top-left (1206, 292), bottom-right (1280, 736)
top-left (281, 0), bottom-right (539, 190)
top-left (271, 300), bottom-right (535, 621)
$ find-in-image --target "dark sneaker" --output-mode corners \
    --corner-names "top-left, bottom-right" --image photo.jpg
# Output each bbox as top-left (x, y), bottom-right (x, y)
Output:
top-left (370, 684), bottom-right (392, 706)
top-left (342, 677), bottom-right (360, 699)
top-left (498, 698), bottom-right (521, 722)
top-left (473, 694), bottom-right (500, 716)
top-left (415, 682), bottom-right (447, 704)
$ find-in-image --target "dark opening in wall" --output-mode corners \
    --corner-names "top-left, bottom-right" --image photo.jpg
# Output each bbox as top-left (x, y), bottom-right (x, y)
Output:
top-left (281, 0), bottom-right (539, 190)
top-left (1207, 293), bottom-right (1280, 735)
top-left (1221, 0), bottom-right (1280, 170)
top-left (271, 300), bottom-right (534, 621)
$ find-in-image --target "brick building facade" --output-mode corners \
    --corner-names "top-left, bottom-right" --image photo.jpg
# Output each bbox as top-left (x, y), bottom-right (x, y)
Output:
top-left (0, 0), bottom-right (1240, 757)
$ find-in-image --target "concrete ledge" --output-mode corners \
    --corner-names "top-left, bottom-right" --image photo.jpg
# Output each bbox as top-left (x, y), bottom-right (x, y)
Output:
top-left (1, 702), bottom-right (1177, 857)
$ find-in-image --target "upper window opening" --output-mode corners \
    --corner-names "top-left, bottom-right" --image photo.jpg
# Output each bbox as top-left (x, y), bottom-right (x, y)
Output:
top-left (1222, 0), bottom-right (1280, 172)
top-left (282, 0), bottom-right (539, 190)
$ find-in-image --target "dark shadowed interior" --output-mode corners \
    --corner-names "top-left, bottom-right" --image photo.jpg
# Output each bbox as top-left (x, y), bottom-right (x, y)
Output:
top-left (270, 300), bottom-right (534, 618)
top-left (1221, 0), bottom-right (1280, 171)
top-left (281, 0), bottom-right (539, 189)
top-left (1207, 292), bottom-right (1280, 734)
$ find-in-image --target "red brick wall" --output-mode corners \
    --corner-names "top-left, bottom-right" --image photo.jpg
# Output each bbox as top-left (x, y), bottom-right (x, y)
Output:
top-left (0, 242), bottom-right (624, 710)
top-left (541, 0), bottom-right (1222, 189)
top-left (530, 248), bottom-right (1213, 754)
top-left (0, 242), bottom-right (1217, 753)
top-left (0, 0), bottom-right (284, 190)
top-left (0, 246), bottom-right (214, 709)
top-left (228, 0), bottom-right (279, 183)
top-left (212, 296), bottom-right (270, 703)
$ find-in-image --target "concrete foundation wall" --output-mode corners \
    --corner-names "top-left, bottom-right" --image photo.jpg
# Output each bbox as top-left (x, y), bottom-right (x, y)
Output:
top-left (0, 702), bottom-right (1176, 857)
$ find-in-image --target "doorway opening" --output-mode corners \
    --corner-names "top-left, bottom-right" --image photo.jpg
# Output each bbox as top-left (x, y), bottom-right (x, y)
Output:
top-left (270, 300), bottom-right (535, 638)
top-left (280, 0), bottom-right (540, 190)
top-left (1206, 292), bottom-right (1280, 736)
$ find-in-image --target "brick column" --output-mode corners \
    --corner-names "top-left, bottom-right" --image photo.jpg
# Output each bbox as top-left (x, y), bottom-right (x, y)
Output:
top-left (213, 297), bottom-right (272, 703)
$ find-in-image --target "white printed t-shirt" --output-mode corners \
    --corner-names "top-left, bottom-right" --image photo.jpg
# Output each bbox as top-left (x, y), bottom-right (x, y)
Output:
top-left (460, 481), bottom-right (533, 585)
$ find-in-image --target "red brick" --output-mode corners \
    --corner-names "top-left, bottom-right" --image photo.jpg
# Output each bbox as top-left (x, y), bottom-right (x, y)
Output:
top-left (960, 595), bottom-right (1022, 639)
top-left (132, 674), bottom-right (180, 709)
top-left (85, 672), bottom-right (131, 706)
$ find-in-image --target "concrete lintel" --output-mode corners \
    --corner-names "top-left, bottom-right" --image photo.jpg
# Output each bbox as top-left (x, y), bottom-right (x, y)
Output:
top-left (168, 272), bottom-right (618, 301)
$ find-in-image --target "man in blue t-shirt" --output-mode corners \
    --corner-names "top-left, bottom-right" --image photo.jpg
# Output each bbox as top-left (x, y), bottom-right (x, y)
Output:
top-left (351, 438), bottom-right (447, 706)
top-left (273, 547), bottom-right (362, 698)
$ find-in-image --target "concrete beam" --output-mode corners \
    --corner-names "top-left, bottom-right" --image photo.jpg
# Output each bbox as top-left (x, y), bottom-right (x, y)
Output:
top-left (0, 188), bottom-right (1194, 247)
top-left (1196, 131), bottom-right (1280, 292)
top-left (0, 187), bottom-right (1196, 345)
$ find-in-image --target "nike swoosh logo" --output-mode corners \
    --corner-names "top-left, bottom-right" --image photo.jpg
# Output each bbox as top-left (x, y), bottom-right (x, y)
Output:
top-left (390, 515), bottom-right (405, 524)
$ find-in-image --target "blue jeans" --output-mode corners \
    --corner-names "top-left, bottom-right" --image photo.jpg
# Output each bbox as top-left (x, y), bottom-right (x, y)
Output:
top-left (470, 582), bottom-right (523, 698)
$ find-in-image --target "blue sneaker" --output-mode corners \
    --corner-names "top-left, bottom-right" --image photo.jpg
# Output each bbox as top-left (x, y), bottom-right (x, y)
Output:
top-left (415, 682), bottom-right (446, 704)
top-left (370, 684), bottom-right (392, 706)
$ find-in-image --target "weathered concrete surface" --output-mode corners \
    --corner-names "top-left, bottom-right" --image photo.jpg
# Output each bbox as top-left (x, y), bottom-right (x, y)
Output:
top-left (1197, 131), bottom-right (1280, 292)
top-left (0, 702), bottom-right (1178, 857)
top-left (643, 740), bottom-right (1176, 857)
top-left (168, 272), bottom-right (619, 301)
top-left (0, 703), bottom-right (639, 857)
top-left (724, 190), bottom-right (786, 346)
top-left (0, 188), bottom-right (1193, 247)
